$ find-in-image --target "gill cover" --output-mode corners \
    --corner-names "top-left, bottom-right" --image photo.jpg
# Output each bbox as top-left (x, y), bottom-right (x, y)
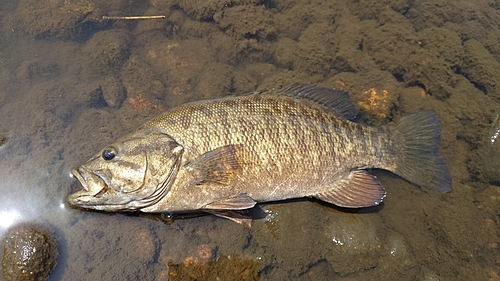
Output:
top-left (67, 131), bottom-right (184, 211)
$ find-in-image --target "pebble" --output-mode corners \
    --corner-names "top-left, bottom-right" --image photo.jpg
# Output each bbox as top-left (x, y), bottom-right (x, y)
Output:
top-left (1, 223), bottom-right (58, 281)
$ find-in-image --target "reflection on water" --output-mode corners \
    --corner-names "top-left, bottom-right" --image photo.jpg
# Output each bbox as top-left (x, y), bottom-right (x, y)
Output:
top-left (0, 211), bottom-right (21, 229)
top-left (0, 0), bottom-right (500, 280)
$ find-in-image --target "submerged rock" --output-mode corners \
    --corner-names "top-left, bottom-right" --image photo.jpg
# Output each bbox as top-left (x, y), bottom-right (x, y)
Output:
top-left (325, 212), bottom-right (381, 276)
top-left (168, 255), bottom-right (260, 281)
top-left (5, 0), bottom-right (101, 39)
top-left (1, 223), bottom-right (58, 281)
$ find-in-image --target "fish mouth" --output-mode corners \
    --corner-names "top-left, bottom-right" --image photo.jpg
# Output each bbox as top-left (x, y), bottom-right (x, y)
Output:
top-left (72, 167), bottom-right (89, 191)
top-left (68, 167), bottom-right (109, 206)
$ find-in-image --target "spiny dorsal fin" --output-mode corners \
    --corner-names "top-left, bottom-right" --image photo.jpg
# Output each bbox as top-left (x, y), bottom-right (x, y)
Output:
top-left (313, 169), bottom-right (386, 208)
top-left (275, 84), bottom-right (358, 120)
top-left (186, 144), bottom-right (244, 185)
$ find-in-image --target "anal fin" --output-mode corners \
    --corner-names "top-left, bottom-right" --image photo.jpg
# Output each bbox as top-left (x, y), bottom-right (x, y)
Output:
top-left (313, 170), bottom-right (386, 208)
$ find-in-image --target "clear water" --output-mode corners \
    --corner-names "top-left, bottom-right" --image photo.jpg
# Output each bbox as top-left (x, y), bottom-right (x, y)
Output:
top-left (0, 0), bottom-right (499, 280)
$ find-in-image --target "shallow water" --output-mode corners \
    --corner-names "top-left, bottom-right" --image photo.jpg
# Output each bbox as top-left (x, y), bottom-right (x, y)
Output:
top-left (1, 0), bottom-right (500, 280)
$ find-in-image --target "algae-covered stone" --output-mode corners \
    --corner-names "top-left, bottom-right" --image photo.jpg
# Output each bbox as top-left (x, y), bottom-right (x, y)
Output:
top-left (82, 29), bottom-right (132, 76)
top-left (2, 223), bottom-right (58, 281)
top-left (168, 255), bottom-right (260, 280)
top-left (462, 39), bottom-right (500, 102)
top-left (101, 77), bottom-right (127, 108)
top-left (5, 0), bottom-right (100, 39)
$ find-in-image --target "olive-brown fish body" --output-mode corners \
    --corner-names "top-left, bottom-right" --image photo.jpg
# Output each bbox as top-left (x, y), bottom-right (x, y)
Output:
top-left (67, 85), bottom-right (451, 224)
top-left (141, 94), bottom-right (390, 212)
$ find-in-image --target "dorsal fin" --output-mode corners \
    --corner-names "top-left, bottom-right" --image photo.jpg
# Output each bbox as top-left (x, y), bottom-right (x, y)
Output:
top-left (273, 84), bottom-right (358, 120)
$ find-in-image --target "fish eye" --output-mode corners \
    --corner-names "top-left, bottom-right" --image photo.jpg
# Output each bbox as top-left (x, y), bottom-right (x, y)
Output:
top-left (102, 148), bottom-right (117, 161)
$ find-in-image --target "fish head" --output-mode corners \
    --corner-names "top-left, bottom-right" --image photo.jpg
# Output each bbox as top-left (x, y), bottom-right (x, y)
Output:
top-left (67, 130), bottom-right (183, 211)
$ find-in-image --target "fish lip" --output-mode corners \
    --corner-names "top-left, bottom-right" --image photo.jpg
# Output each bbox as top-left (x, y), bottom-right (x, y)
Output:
top-left (71, 167), bottom-right (88, 191)
top-left (71, 167), bottom-right (109, 196)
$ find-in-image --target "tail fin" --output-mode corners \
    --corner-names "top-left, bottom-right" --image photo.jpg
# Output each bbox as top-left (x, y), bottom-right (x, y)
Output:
top-left (391, 110), bottom-right (452, 192)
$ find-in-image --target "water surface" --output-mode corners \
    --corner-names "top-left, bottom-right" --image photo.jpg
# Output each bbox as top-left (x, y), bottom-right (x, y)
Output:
top-left (0, 0), bottom-right (499, 280)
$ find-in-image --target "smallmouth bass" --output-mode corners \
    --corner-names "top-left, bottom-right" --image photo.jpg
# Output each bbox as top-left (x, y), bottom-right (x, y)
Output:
top-left (67, 84), bottom-right (452, 225)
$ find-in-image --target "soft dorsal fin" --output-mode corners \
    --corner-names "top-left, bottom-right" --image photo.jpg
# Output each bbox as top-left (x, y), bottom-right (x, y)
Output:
top-left (185, 144), bottom-right (244, 185)
top-left (313, 169), bottom-right (386, 208)
top-left (273, 84), bottom-right (358, 120)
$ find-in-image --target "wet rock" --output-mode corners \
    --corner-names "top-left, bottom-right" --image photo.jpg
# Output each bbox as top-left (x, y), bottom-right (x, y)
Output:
top-left (467, 112), bottom-right (500, 185)
top-left (251, 202), bottom-right (374, 279)
top-left (88, 87), bottom-right (108, 109)
top-left (168, 255), bottom-right (260, 281)
top-left (101, 77), bottom-right (127, 108)
top-left (377, 231), bottom-right (415, 275)
top-left (213, 5), bottom-right (276, 41)
top-left (462, 39), bottom-right (500, 102)
top-left (15, 59), bottom-right (60, 80)
top-left (346, 0), bottom-right (409, 20)
top-left (273, 37), bottom-right (299, 69)
top-left (195, 62), bottom-right (234, 99)
top-left (232, 63), bottom-right (277, 93)
top-left (355, 87), bottom-right (395, 125)
top-left (259, 69), bottom-right (312, 90)
top-left (174, 16), bottom-right (220, 39)
top-left (404, 54), bottom-right (457, 100)
top-left (358, 9), bottom-right (458, 100)
top-left (1, 223), bottom-right (58, 281)
top-left (82, 29), bottom-right (132, 77)
top-left (469, 144), bottom-right (500, 186)
top-left (129, 230), bottom-right (158, 261)
top-left (417, 27), bottom-right (464, 67)
top-left (328, 70), bottom-right (400, 126)
top-left (178, 0), bottom-right (260, 21)
top-left (294, 23), bottom-right (336, 76)
top-left (5, 0), bottom-right (101, 39)
top-left (324, 212), bottom-right (381, 276)
top-left (144, 38), bottom-right (214, 99)
top-left (121, 56), bottom-right (166, 101)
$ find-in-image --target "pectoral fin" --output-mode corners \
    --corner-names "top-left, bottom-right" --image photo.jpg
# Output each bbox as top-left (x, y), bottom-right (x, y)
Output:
top-left (313, 169), bottom-right (386, 208)
top-left (186, 144), bottom-right (244, 185)
top-left (203, 193), bottom-right (257, 210)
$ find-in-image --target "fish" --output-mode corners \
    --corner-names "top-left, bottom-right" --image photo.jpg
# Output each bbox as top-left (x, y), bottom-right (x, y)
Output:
top-left (67, 84), bottom-right (452, 225)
